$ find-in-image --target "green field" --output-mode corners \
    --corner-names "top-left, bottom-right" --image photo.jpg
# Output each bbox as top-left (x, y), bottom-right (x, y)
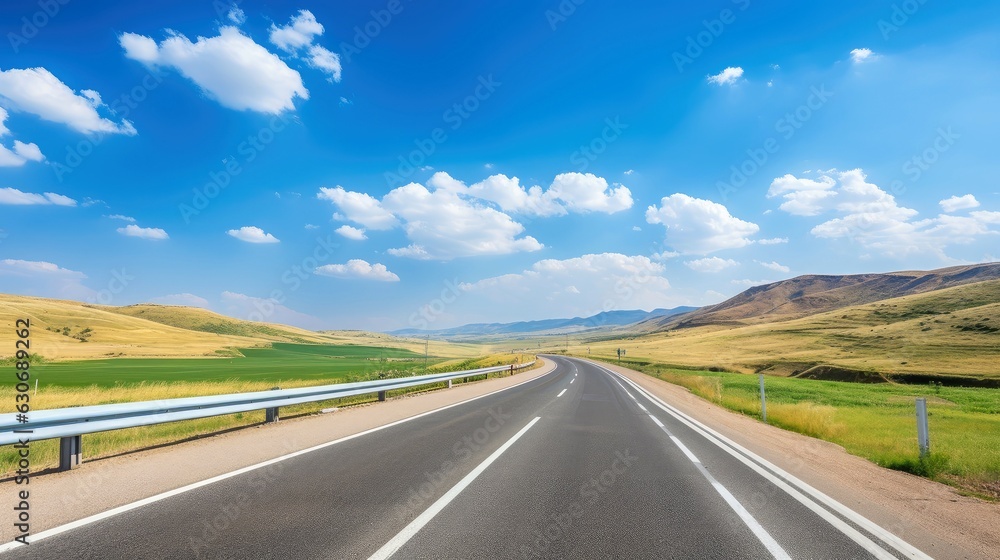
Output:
top-left (601, 357), bottom-right (1000, 498)
top-left (31, 343), bottom-right (439, 387)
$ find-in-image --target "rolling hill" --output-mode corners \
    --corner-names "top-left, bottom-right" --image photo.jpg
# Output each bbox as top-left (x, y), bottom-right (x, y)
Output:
top-left (0, 295), bottom-right (477, 360)
top-left (639, 262), bottom-right (1000, 331)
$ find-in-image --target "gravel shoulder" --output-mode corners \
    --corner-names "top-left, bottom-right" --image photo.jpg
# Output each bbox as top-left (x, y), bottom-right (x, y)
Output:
top-left (600, 359), bottom-right (999, 560)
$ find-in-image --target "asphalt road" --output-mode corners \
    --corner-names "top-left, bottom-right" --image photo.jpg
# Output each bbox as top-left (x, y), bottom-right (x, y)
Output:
top-left (7, 356), bottom-right (927, 559)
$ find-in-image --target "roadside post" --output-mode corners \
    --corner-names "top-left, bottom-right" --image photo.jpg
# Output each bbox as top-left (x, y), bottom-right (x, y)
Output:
top-left (916, 398), bottom-right (930, 458)
top-left (758, 374), bottom-right (768, 423)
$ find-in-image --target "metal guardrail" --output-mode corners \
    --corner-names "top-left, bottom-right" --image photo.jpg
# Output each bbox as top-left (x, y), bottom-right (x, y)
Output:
top-left (1, 360), bottom-right (536, 470)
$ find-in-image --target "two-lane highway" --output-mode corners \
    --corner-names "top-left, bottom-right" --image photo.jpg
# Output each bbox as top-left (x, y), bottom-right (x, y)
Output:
top-left (6, 356), bottom-right (929, 559)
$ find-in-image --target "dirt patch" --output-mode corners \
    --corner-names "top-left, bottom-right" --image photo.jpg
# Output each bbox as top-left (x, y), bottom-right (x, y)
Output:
top-left (795, 364), bottom-right (889, 383)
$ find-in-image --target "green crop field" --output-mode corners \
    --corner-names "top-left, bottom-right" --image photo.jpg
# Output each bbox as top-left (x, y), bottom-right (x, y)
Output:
top-left (30, 343), bottom-right (438, 387)
top-left (598, 357), bottom-right (1000, 498)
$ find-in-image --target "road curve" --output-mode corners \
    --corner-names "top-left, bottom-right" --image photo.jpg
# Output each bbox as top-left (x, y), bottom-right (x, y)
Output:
top-left (5, 356), bottom-right (929, 559)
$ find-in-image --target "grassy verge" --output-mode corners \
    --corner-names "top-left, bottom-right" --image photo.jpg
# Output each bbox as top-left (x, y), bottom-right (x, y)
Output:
top-left (0, 353), bottom-right (536, 475)
top-left (592, 356), bottom-right (1000, 499)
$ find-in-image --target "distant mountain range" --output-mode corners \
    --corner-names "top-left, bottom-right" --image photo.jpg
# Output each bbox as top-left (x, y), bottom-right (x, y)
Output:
top-left (389, 307), bottom-right (697, 338)
top-left (637, 262), bottom-right (1000, 331)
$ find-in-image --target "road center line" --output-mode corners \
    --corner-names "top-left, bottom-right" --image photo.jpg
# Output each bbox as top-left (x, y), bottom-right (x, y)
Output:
top-left (368, 417), bottom-right (542, 560)
top-left (556, 389), bottom-right (567, 397)
top-left (570, 378), bottom-right (575, 384)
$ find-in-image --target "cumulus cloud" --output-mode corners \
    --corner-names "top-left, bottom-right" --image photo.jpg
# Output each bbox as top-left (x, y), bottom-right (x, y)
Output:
top-left (148, 293), bottom-right (211, 307)
top-left (0, 187), bottom-right (76, 206)
top-left (227, 226), bottom-right (279, 243)
top-left (315, 259), bottom-right (399, 282)
top-left (227, 6), bottom-right (246, 25)
top-left (120, 27), bottom-right (308, 113)
top-left (382, 183), bottom-right (543, 260)
top-left (939, 194), bottom-right (980, 213)
top-left (269, 10), bottom-right (342, 82)
top-left (459, 253), bottom-right (673, 320)
top-left (684, 257), bottom-right (739, 273)
top-left (107, 214), bottom-right (135, 222)
top-left (117, 224), bottom-right (169, 240)
top-left (707, 66), bottom-right (744, 86)
top-left (0, 134), bottom-right (45, 167)
top-left (548, 172), bottom-right (633, 213)
top-left (645, 193), bottom-right (759, 254)
top-left (756, 260), bottom-right (790, 273)
top-left (757, 237), bottom-right (789, 245)
top-left (850, 48), bottom-right (876, 64)
top-left (318, 186), bottom-right (398, 230)
top-left (772, 169), bottom-right (1000, 259)
top-left (334, 225), bottom-right (367, 240)
top-left (0, 68), bottom-right (136, 135)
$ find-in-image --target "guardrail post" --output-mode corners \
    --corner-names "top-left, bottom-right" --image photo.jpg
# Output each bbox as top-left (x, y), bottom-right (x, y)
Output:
top-left (265, 386), bottom-right (280, 423)
top-left (510, 364), bottom-right (514, 376)
top-left (378, 390), bottom-right (387, 402)
top-left (59, 435), bottom-right (82, 471)
top-left (447, 379), bottom-right (453, 388)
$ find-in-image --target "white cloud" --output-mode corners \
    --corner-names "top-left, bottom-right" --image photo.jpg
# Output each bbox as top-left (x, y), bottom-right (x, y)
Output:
top-left (767, 174), bottom-right (838, 216)
top-left (756, 260), bottom-right (790, 273)
top-left (684, 257), bottom-right (739, 273)
top-left (269, 10), bottom-right (341, 82)
top-left (227, 226), bottom-right (279, 243)
top-left (148, 293), bottom-right (211, 307)
top-left (707, 66), bottom-right (744, 86)
top-left (459, 253), bottom-right (673, 320)
top-left (269, 10), bottom-right (323, 52)
top-left (632, 226), bottom-right (641, 232)
top-left (850, 48), bottom-right (876, 64)
top-left (220, 291), bottom-right (325, 329)
top-left (304, 223), bottom-right (320, 230)
top-left (227, 6), bottom-right (246, 25)
top-left (646, 193), bottom-right (759, 254)
top-left (0, 136), bottom-right (45, 167)
top-left (548, 172), bottom-right (633, 214)
top-left (118, 224), bottom-right (169, 240)
top-left (107, 214), bottom-right (136, 222)
top-left (382, 183), bottom-right (543, 260)
top-left (0, 68), bottom-right (136, 135)
top-left (318, 186), bottom-right (398, 230)
top-left (0, 187), bottom-right (76, 206)
top-left (624, 169), bottom-right (634, 175)
top-left (428, 171), bottom-right (631, 216)
top-left (335, 224), bottom-right (367, 240)
top-left (939, 194), bottom-right (980, 213)
top-left (0, 259), bottom-right (95, 300)
top-left (773, 169), bottom-right (1000, 259)
top-left (757, 237), bottom-right (789, 245)
top-left (120, 27), bottom-right (308, 114)
top-left (314, 259), bottom-right (399, 282)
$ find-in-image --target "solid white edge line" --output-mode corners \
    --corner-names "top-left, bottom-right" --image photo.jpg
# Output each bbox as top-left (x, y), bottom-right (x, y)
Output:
top-left (368, 417), bottom-right (542, 560)
top-left (598, 363), bottom-right (924, 560)
top-left (668, 435), bottom-right (701, 464)
top-left (556, 389), bottom-right (567, 397)
top-left (0, 363), bottom-right (558, 554)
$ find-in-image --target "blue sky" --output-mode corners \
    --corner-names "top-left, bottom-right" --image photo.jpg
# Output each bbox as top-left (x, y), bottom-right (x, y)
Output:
top-left (1, 0), bottom-right (999, 331)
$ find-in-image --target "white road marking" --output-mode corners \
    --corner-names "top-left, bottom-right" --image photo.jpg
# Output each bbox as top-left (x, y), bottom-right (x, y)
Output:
top-left (0, 365), bottom-right (558, 554)
top-left (669, 435), bottom-right (701, 464)
top-left (557, 389), bottom-right (567, 397)
top-left (598, 363), bottom-right (927, 560)
top-left (636, 403), bottom-right (647, 412)
top-left (369, 417), bottom-right (542, 560)
top-left (570, 378), bottom-right (575, 384)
